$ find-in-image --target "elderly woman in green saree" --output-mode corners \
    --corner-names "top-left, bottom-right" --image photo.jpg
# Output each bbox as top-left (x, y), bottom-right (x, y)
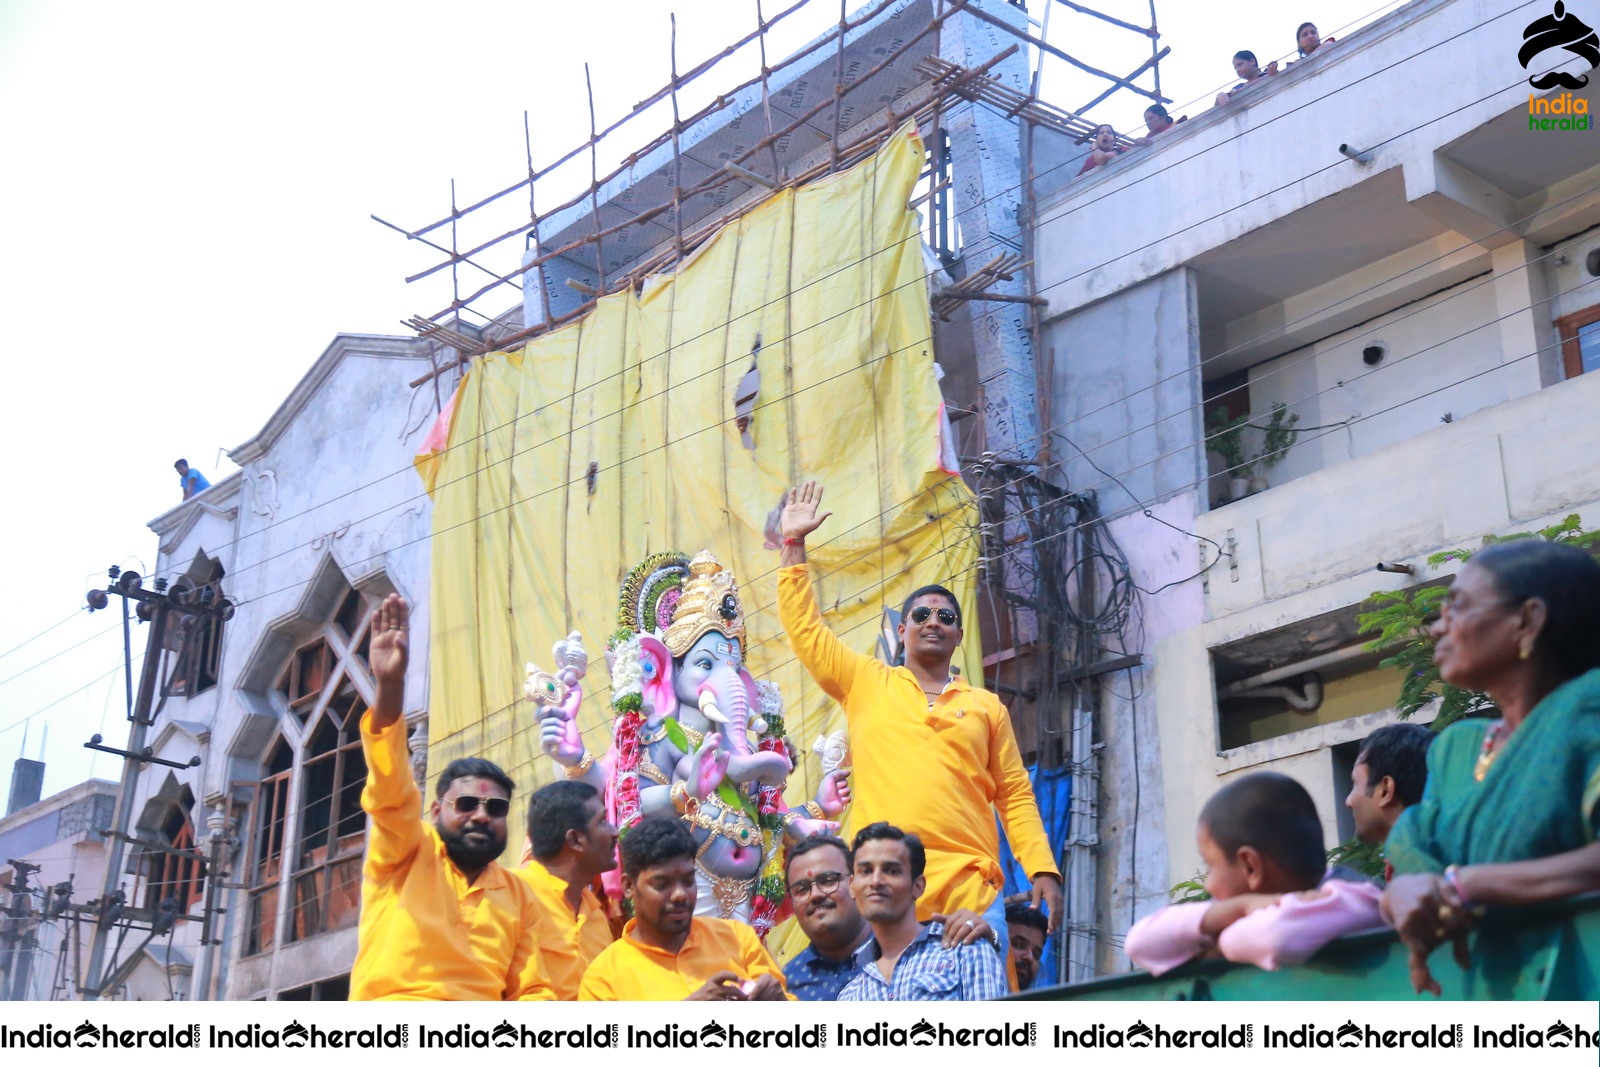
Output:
top-left (1383, 540), bottom-right (1600, 994)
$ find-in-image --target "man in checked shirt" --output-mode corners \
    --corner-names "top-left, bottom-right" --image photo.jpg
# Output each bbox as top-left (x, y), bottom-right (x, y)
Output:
top-left (837, 823), bottom-right (1008, 1001)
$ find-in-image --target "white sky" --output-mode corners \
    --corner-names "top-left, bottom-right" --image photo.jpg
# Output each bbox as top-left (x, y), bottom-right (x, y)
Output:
top-left (0, 0), bottom-right (1401, 805)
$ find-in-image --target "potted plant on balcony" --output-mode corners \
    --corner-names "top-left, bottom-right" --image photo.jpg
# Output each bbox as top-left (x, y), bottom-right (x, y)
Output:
top-left (1205, 406), bottom-right (1251, 502)
top-left (1247, 402), bottom-right (1301, 494)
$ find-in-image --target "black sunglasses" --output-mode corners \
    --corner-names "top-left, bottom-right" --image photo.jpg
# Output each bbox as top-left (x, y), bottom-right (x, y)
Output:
top-left (451, 795), bottom-right (510, 818)
top-left (909, 605), bottom-right (958, 626)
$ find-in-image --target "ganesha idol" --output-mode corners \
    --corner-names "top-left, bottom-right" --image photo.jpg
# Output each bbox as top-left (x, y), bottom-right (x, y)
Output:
top-left (527, 550), bottom-right (847, 934)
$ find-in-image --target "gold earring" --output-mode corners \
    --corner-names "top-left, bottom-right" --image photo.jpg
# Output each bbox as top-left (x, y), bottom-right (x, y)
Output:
top-left (1519, 643), bottom-right (1532, 660)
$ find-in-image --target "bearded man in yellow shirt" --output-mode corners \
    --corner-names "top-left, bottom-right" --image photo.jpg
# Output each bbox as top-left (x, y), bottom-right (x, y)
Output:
top-left (516, 780), bottom-right (618, 998)
top-left (776, 481), bottom-right (1063, 952)
top-left (350, 594), bottom-right (553, 1000)
top-left (579, 819), bottom-right (791, 1001)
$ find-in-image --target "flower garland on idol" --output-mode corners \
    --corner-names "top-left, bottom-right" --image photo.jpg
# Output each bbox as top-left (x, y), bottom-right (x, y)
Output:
top-left (605, 552), bottom-right (794, 937)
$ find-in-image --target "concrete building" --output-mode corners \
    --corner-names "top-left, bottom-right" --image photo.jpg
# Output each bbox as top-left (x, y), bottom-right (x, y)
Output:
top-left (1031, 0), bottom-right (1600, 971)
top-left (98, 0), bottom-right (1126, 998)
top-left (118, 335), bottom-right (446, 1000)
top-left (88, 0), bottom-right (1599, 994)
top-left (0, 778), bottom-right (118, 999)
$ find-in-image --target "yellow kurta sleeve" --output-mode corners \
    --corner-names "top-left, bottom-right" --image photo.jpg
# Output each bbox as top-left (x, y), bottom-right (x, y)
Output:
top-left (987, 703), bottom-right (1060, 881)
top-left (506, 892), bottom-right (557, 1001)
top-left (733, 922), bottom-right (795, 1001)
top-left (778, 564), bottom-right (866, 703)
top-left (360, 710), bottom-right (424, 881)
top-left (577, 942), bottom-right (626, 1001)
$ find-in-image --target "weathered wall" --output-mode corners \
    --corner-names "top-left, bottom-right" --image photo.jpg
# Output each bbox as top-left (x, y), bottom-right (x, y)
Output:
top-left (1041, 268), bottom-right (1203, 516)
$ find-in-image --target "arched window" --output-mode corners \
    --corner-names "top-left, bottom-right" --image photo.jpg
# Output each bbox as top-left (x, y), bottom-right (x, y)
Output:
top-left (245, 736), bottom-right (293, 957)
top-left (289, 681), bottom-right (367, 940)
top-left (243, 585), bottom-right (380, 956)
top-left (138, 794), bottom-right (204, 918)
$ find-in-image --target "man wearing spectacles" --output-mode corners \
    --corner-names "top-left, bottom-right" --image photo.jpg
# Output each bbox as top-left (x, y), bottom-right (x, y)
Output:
top-left (778, 482), bottom-right (1063, 957)
top-left (350, 593), bottom-right (554, 1000)
top-left (783, 835), bottom-right (870, 1000)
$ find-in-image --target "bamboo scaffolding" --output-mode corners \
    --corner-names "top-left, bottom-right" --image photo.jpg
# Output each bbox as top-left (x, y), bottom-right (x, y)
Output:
top-left (1055, 0), bottom-right (1157, 38)
top-left (1071, 46), bottom-right (1170, 118)
top-left (404, 0), bottom-right (878, 243)
top-left (408, 45), bottom-right (1016, 388)
top-left (414, 3), bottom-right (971, 334)
top-left (398, 0), bottom-right (1166, 381)
top-left (958, 0), bottom-right (1165, 105)
top-left (931, 252), bottom-right (1035, 321)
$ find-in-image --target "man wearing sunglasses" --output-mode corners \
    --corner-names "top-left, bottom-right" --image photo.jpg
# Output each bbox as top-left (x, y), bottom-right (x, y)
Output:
top-left (350, 593), bottom-right (554, 1000)
top-left (778, 481), bottom-right (1062, 958)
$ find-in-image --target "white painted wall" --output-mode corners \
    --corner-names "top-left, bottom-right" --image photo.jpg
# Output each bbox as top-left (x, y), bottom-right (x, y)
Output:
top-left (136, 335), bottom-right (445, 1000)
top-left (1247, 270), bottom-right (1504, 483)
top-left (1035, 0), bottom-right (1561, 313)
top-left (1139, 369), bottom-right (1600, 897)
top-left (1022, 0), bottom-right (1600, 966)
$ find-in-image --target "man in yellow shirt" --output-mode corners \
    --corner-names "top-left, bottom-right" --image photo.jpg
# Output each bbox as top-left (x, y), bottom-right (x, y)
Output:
top-left (350, 593), bottom-right (553, 1001)
top-left (579, 819), bottom-right (790, 1001)
top-left (516, 780), bottom-right (617, 998)
top-left (776, 481), bottom-right (1063, 949)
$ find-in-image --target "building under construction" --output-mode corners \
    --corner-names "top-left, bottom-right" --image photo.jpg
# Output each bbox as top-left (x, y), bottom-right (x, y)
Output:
top-left (6, 0), bottom-right (1167, 999)
top-left (14, 0), bottom-right (1595, 1004)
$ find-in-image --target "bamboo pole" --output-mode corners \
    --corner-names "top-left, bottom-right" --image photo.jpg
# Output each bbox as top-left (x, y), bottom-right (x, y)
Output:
top-left (416, 2), bottom-right (970, 329)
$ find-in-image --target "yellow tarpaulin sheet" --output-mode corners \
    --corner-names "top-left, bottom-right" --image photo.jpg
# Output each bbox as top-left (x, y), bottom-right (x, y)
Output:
top-left (417, 125), bottom-right (980, 865)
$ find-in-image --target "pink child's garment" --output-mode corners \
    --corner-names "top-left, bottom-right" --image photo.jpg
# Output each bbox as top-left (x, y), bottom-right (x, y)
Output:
top-left (1125, 880), bottom-right (1385, 977)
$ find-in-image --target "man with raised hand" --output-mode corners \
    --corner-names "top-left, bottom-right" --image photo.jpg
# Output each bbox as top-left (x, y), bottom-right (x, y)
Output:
top-left (777, 480), bottom-right (1062, 950)
top-left (350, 593), bottom-right (553, 1001)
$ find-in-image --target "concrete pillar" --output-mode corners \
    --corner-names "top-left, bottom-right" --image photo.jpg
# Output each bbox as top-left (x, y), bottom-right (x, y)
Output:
top-left (939, 1), bottom-right (1041, 461)
top-left (1491, 240), bottom-right (1558, 397)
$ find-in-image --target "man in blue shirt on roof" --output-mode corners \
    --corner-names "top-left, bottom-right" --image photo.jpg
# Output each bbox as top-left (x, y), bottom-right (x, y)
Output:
top-left (175, 458), bottom-right (210, 500)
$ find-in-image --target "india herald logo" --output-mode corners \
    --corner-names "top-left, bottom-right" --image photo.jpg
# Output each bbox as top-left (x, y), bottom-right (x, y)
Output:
top-left (1520, 2), bottom-right (1600, 89)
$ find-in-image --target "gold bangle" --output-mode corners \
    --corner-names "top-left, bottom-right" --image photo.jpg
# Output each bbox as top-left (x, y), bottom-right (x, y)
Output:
top-left (671, 781), bottom-right (698, 816)
top-left (563, 751), bottom-right (595, 778)
top-left (802, 801), bottom-right (825, 820)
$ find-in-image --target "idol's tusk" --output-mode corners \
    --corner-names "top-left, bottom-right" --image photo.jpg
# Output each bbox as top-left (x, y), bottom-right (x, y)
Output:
top-left (699, 690), bottom-right (729, 725)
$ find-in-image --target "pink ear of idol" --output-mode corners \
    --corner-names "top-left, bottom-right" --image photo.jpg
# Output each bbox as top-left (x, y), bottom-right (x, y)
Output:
top-left (637, 634), bottom-right (675, 716)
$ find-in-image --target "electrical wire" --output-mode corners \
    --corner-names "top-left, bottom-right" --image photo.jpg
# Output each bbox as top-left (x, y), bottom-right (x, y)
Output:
top-left (53, 6), bottom-right (1548, 991)
top-left (0, 663), bottom-right (126, 737)
top-left (114, 3), bottom-right (1535, 589)
top-left (56, 31), bottom-right (1543, 627)
top-left (0, 610), bottom-right (84, 664)
top-left (10, 4), bottom-right (1579, 854)
top-left (0, 617), bottom-right (123, 690)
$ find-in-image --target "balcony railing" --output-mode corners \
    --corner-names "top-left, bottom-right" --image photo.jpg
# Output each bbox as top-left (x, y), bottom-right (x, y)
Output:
top-left (1020, 893), bottom-right (1600, 1002)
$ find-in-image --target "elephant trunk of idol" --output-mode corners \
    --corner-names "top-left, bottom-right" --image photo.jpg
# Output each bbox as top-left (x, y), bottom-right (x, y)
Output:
top-left (697, 665), bottom-right (750, 753)
top-left (699, 668), bottom-right (788, 788)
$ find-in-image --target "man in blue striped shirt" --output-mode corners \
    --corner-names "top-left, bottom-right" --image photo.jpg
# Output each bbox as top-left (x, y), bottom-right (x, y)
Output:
top-left (837, 823), bottom-right (1008, 1001)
